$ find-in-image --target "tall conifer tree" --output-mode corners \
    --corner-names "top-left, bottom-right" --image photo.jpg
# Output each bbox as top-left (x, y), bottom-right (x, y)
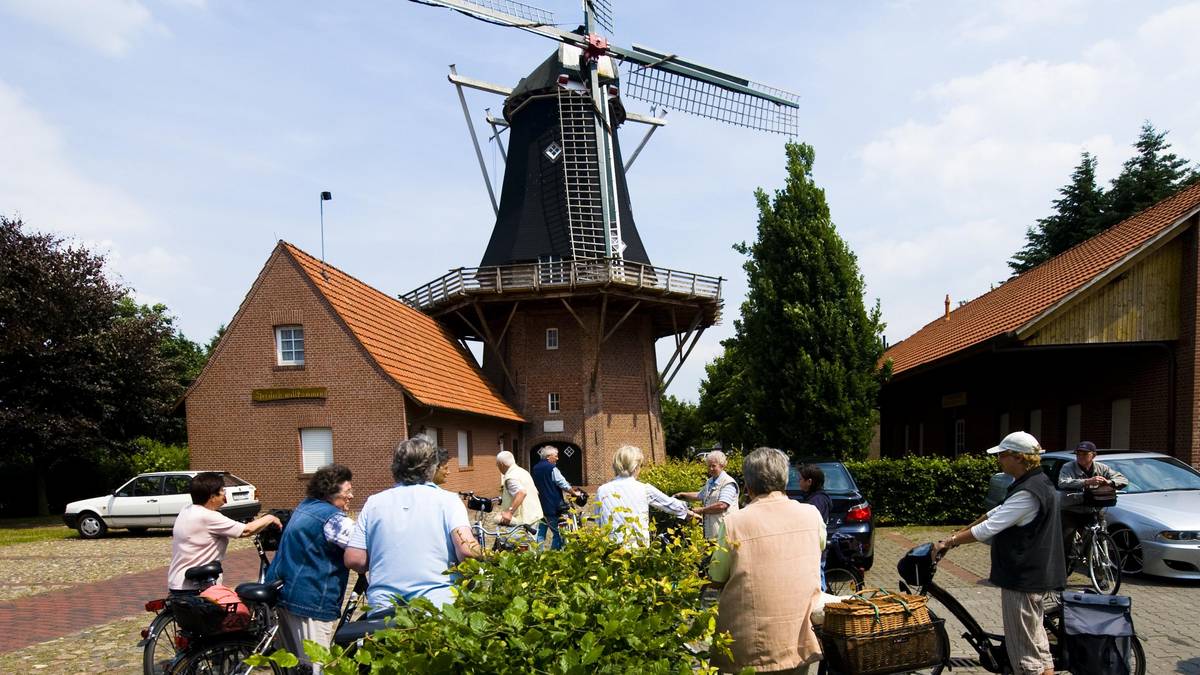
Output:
top-left (1009, 152), bottom-right (1105, 273)
top-left (732, 143), bottom-right (888, 459)
top-left (1103, 122), bottom-right (1198, 228)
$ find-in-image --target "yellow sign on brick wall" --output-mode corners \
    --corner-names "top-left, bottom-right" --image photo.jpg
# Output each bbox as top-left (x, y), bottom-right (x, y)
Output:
top-left (251, 387), bottom-right (328, 402)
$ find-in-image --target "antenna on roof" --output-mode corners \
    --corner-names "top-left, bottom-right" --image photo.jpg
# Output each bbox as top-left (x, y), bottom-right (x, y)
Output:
top-left (320, 191), bottom-right (333, 280)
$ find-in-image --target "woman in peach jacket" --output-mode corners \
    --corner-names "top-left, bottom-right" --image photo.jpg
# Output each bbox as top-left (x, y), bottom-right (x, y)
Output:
top-left (709, 447), bottom-right (826, 674)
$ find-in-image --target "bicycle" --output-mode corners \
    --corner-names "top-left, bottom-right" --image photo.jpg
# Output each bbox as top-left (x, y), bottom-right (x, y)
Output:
top-left (824, 532), bottom-right (866, 596)
top-left (871, 542), bottom-right (1146, 675)
top-left (458, 491), bottom-right (537, 551)
top-left (1065, 504), bottom-right (1121, 595)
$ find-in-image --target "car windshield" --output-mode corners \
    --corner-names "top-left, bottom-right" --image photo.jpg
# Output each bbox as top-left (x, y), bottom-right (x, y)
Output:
top-left (786, 462), bottom-right (857, 493)
top-left (1104, 457), bottom-right (1200, 494)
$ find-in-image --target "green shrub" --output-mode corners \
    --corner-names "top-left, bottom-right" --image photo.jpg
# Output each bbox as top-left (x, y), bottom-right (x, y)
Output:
top-left (128, 437), bottom-right (190, 473)
top-left (307, 522), bottom-right (731, 674)
top-left (845, 456), bottom-right (996, 525)
top-left (642, 454), bottom-right (997, 526)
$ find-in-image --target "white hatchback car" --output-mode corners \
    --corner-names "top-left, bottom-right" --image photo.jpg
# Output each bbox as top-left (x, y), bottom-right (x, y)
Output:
top-left (63, 471), bottom-right (261, 539)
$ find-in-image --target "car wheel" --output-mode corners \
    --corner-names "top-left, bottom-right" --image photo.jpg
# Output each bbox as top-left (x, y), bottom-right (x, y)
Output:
top-left (1109, 527), bottom-right (1144, 575)
top-left (77, 512), bottom-right (107, 539)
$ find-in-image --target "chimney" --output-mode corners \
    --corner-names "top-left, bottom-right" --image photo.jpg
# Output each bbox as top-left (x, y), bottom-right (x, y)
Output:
top-left (944, 294), bottom-right (951, 321)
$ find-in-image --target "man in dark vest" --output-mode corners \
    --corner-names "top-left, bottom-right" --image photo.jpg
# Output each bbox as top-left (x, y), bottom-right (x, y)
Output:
top-left (934, 432), bottom-right (1065, 675)
top-left (532, 445), bottom-right (584, 550)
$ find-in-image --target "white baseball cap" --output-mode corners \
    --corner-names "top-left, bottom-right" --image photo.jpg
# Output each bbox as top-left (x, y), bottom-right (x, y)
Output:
top-left (986, 431), bottom-right (1043, 455)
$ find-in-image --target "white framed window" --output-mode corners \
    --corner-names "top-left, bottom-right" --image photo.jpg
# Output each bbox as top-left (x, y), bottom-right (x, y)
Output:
top-left (300, 427), bottom-right (333, 474)
top-left (954, 419), bottom-right (966, 455)
top-left (548, 392), bottom-right (560, 413)
top-left (1029, 409), bottom-right (1042, 440)
top-left (276, 325), bottom-right (305, 365)
top-left (457, 430), bottom-right (471, 468)
top-left (1111, 398), bottom-right (1131, 449)
top-left (546, 328), bottom-right (559, 350)
top-left (418, 427), bottom-right (438, 445)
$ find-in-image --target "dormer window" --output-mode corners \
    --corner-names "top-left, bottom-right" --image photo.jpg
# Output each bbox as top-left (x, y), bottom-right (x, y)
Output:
top-left (276, 326), bottom-right (305, 365)
top-left (546, 328), bottom-right (559, 350)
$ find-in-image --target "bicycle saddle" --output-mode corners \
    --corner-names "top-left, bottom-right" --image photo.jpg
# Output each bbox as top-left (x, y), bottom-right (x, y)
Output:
top-left (184, 561), bottom-right (223, 583)
top-left (235, 579), bottom-right (283, 606)
top-left (333, 607), bottom-right (397, 646)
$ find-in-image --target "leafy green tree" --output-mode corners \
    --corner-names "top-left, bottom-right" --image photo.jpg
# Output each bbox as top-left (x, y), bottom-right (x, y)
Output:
top-left (1103, 122), bottom-right (1199, 229)
top-left (1009, 151), bottom-right (1106, 273)
top-left (696, 340), bottom-right (761, 452)
top-left (205, 323), bottom-right (226, 357)
top-left (732, 143), bottom-right (888, 460)
top-left (0, 218), bottom-right (183, 514)
top-left (660, 394), bottom-right (704, 459)
top-left (122, 299), bottom-right (207, 443)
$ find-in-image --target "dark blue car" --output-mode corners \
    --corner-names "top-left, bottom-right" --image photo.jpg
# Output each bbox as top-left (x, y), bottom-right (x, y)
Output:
top-left (785, 459), bottom-right (875, 570)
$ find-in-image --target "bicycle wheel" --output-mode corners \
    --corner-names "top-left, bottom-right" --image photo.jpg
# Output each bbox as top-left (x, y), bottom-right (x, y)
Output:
top-left (1087, 531), bottom-right (1122, 595)
top-left (142, 610), bottom-right (179, 675)
top-left (1129, 634), bottom-right (1146, 675)
top-left (823, 568), bottom-right (863, 596)
top-left (171, 637), bottom-right (283, 675)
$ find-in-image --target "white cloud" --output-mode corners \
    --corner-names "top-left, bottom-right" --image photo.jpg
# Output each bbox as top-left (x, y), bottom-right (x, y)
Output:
top-left (0, 0), bottom-right (162, 56)
top-left (0, 80), bottom-right (154, 237)
top-left (1136, 2), bottom-right (1200, 82)
top-left (956, 0), bottom-right (1087, 42)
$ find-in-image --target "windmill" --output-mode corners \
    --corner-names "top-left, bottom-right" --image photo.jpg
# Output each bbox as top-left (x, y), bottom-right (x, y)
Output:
top-left (402, 0), bottom-right (799, 484)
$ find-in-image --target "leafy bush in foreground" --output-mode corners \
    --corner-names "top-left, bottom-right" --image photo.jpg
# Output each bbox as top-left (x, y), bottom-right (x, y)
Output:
top-left (309, 522), bottom-right (730, 674)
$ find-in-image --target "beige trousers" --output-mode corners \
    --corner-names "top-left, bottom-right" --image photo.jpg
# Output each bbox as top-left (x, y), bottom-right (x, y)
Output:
top-left (1001, 588), bottom-right (1054, 675)
top-left (277, 607), bottom-right (336, 674)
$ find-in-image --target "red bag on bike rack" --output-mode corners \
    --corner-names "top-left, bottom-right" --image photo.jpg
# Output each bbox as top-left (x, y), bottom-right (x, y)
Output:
top-left (1062, 591), bottom-right (1135, 675)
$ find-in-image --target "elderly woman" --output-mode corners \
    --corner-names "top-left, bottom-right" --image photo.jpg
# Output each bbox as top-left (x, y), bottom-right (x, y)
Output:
top-left (265, 464), bottom-right (354, 673)
top-left (345, 437), bottom-right (483, 609)
top-left (673, 450), bottom-right (739, 539)
top-left (495, 450), bottom-right (543, 527)
top-left (596, 445), bottom-right (689, 545)
top-left (709, 447), bottom-right (825, 674)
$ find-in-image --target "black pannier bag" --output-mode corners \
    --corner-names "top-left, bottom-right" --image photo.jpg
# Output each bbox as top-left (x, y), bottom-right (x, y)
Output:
top-left (1062, 591), bottom-right (1135, 674)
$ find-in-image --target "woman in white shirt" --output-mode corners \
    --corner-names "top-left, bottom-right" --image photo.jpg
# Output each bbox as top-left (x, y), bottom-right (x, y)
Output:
top-left (596, 445), bottom-right (689, 545)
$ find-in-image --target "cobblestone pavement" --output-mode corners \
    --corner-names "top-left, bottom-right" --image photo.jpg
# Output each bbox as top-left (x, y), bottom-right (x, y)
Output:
top-left (1, 526), bottom-right (1197, 673)
top-left (872, 526), bottom-right (1200, 674)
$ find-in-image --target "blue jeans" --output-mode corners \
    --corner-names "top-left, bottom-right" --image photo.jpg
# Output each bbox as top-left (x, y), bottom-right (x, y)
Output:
top-left (536, 518), bottom-right (564, 550)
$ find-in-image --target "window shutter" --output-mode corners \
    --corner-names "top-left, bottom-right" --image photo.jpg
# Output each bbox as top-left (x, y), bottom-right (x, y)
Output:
top-left (301, 428), bottom-right (333, 473)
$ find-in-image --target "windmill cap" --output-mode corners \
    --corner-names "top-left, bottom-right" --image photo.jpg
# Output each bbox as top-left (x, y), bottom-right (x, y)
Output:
top-left (986, 431), bottom-right (1043, 455)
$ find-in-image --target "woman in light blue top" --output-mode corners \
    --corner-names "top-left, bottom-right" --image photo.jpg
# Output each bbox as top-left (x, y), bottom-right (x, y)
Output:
top-left (596, 445), bottom-right (689, 545)
top-left (345, 436), bottom-right (483, 608)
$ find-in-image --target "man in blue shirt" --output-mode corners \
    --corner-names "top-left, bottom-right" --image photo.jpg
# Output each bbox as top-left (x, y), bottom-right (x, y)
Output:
top-left (531, 445), bottom-right (584, 550)
top-left (345, 437), bottom-right (483, 609)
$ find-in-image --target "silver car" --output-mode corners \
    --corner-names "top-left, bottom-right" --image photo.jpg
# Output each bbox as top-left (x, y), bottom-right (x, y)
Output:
top-left (984, 451), bottom-right (1200, 580)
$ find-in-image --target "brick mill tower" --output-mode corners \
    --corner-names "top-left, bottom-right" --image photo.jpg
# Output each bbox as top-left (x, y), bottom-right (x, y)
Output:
top-left (402, 0), bottom-right (800, 485)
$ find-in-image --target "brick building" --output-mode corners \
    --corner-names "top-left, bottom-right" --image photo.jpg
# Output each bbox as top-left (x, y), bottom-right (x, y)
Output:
top-left (880, 182), bottom-right (1200, 467)
top-left (185, 242), bottom-right (525, 509)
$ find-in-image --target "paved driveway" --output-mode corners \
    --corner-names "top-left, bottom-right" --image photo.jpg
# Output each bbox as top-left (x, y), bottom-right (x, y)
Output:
top-left (871, 527), bottom-right (1200, 674)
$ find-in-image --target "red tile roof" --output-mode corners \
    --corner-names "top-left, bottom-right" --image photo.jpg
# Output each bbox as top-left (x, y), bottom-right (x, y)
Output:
top-left (282, 242), bottom-right (524, 422)
top-left (885, 181), bottom-right (1200, 375)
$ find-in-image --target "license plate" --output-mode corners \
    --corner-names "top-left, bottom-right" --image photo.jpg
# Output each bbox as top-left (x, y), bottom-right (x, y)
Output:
top-left (231, 492), bottom-right (249, 501)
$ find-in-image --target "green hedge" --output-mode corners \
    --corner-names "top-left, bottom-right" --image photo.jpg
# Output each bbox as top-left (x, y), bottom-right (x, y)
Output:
top-left (641, 455), bottom-right (996, 526)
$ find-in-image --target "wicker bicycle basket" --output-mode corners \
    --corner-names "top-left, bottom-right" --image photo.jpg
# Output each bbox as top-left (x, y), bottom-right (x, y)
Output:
top-left (823, 589), bottom-right (932, 636)
top-left (818, 618), bottom-right (946, 675)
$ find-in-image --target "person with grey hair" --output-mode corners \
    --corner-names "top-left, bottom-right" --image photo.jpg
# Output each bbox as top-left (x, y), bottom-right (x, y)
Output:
top-left (495, 449), bottom-right (543, 527)
top-left (673, 450), bottom-right (739, 539)
top-left (596, 445), bottom-right (689, 545)
top-left (532, 445), bottom-right (585, 550)
top-left (345, 436), bottom-right (483, 609)
top-left (709, 447), bottom-right (825, 673)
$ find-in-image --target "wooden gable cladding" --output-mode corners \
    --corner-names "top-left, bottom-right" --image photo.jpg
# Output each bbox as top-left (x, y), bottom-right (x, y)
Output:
top-left (1024, 235), bottom-right (1183, 346)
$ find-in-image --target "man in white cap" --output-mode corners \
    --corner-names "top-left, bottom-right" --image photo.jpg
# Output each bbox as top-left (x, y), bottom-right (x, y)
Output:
top-left (934, 432), bottom-right (1065, 675)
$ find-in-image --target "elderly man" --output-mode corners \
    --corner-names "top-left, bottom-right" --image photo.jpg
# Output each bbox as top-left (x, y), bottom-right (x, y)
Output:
top-left (935, 432), bottom-right (1065, 675)
top-left (345, 437), bottom-right (483, 609)
top-left (531, 445), bottom-right (584, 550)
top-left (1058, 440), bottom-right (1128, 572)
top-left (673, 450), bottom-right (739, 539)
top-left (496, 450), bottom-right (543, 527)
top-left (708, 447), bottom-right (825, 674)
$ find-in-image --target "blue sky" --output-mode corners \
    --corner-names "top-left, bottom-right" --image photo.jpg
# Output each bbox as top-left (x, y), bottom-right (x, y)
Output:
top-left (2, 0), bottom-right (1198, 401)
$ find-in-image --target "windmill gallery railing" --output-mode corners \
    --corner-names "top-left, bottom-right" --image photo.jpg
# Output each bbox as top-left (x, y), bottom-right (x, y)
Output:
top-left (402, 258), bottom-right (722, 311)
